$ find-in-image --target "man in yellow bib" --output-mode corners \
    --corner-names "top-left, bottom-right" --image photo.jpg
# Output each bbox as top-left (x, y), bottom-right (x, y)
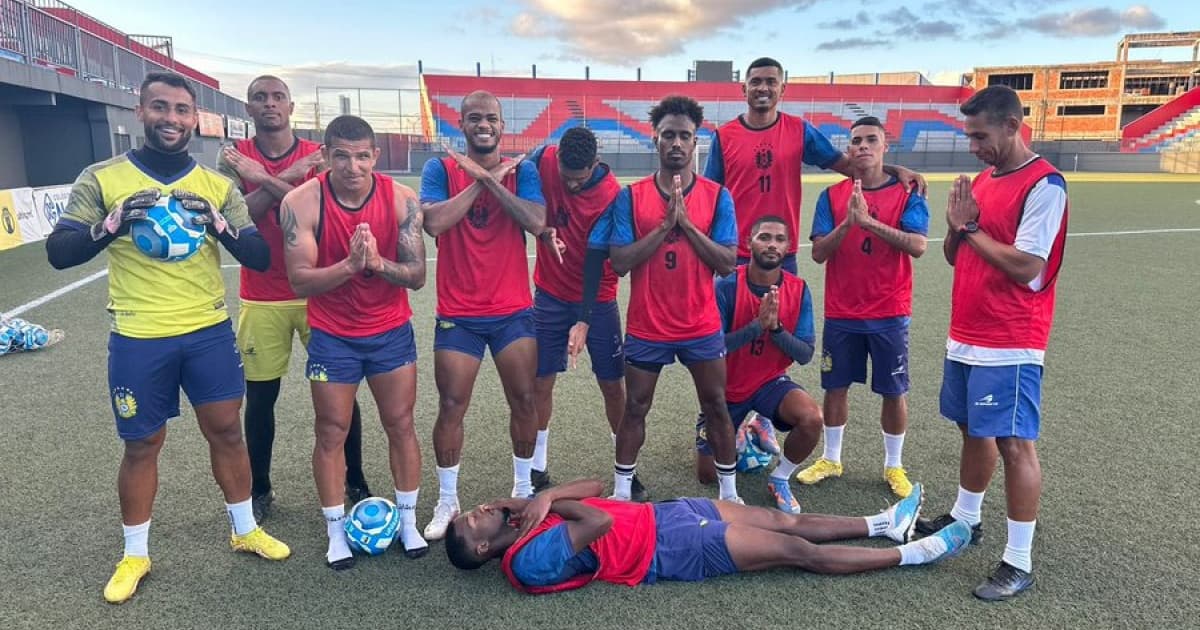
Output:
top-left (46, 72), bottom-right (291, 604)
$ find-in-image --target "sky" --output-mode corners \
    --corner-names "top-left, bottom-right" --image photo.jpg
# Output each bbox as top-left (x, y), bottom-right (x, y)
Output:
top-left (67, 0), bottom-right (1195, 128)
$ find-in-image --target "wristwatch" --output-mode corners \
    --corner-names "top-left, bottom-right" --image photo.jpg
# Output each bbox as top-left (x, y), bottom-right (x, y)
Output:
top-left (961, 220), bottom-right (979, 235)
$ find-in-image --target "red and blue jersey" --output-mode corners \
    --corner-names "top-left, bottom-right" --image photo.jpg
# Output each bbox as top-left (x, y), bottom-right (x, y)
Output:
top-left (718, 266), bottom-right (811, 403)
top-left (419, 156), bottom-right (544, 318)
top-left (950, 157), bottom-right (1067, 352)
top-left (811, 177), bottom-right (929, 322)
top-left (530, 145), bottom-right (621, 304)
top-left (307, 172), bottom-right (412, 337)
top-left (705, 113), bottom-right (841, 258)
top-left (608, 174), bottom-right (738, 342)
top-left (231, 137), bottom-right (322, 302)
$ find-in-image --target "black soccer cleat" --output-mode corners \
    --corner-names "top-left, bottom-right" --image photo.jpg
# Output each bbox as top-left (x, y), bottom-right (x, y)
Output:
top-left (973, 561), bottom-right (1035, 601)
top-left (251, 490), bottom-right (275, 524)
top-left (531, 469), bottom-right (553, 493)
top-left (631, 474), bottom-right (649, 503)
top-left (327, 556), bottom-right (356, 571)
top-left (345, 482), bottom-right (372, 505)
top-left (915, 513), bottom-right (982, 544)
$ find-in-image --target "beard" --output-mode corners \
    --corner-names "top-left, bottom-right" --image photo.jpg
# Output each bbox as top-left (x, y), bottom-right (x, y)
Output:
top-left (145, 123), bottom-right (191, 154)
top-left (753, 252), bottom-right (782, 270)
top-left (468, 138), bottom-right (499, 154)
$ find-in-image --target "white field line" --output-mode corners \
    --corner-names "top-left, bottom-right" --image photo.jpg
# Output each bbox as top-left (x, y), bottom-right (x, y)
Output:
top-left (8, 227), bottom-right (1200, 318)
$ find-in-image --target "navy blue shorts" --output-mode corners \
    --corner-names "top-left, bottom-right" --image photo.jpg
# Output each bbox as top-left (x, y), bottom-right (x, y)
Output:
top-left (624, 331), bottom-right (725, 372)
top-left (433, 309), bottom-right (535, 360)
top-left (697, 376), bottom-right (801, 456)
top-left (533, 289), bottom-right (623, 381)
top-left (650, 498), bottom-right (737, 582)
top-left (736, 253), bottom-right (798, 275)
top-left (820, 323), bottom-right (910, 396)
top-left (306, 322), bottom-right (417, 384)
top-left (108, 320), bottom-right (245, 441)
top-left (940, 359), bottom-right (1043, 440)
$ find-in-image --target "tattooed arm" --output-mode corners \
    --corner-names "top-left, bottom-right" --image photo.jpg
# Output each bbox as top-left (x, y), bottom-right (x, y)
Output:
top-left (366, 184), bottom-right (426, 289)
top-left (281, 179), bottom-right (362, 297)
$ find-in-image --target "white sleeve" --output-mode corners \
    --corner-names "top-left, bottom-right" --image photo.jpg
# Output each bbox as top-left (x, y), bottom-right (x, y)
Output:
top-left (1013, 176), bottom-right (1067, 260)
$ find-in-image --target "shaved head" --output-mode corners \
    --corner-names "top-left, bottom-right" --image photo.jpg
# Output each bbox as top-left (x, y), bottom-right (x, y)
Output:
top-left (460, 90), bottom-right (501, 117)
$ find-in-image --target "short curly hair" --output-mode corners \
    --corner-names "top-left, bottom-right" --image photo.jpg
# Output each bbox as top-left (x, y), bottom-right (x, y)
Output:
top-left (558, 127), bottom-right (598, 170)
top-left (649, 95), bottom-right (704, 130)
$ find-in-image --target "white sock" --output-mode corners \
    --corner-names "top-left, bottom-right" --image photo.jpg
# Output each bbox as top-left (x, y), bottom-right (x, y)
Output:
top-left (436, 464), bottom-right (460, 505)
top-left (225, 499), bottom-right (257, 536)
top-left (533, 429), bottom-right (549, 471)
top-left (770, 454), bottom-right (801, 481)
top-left (822, 425), bottom-right (845, 463)
top-left (949, 486), bottom-right (986, 526)
top-left (512, 455), bottom-right (534, 497)
top-left (864, 512), bottom-right (891, 538)
top-left (613, 462), bottom-right (635, 499)
top-left (122, 520), bottom-right (150, 557)
top-left (715, 460), bottom-right (739, 500)
top-left (322, 505), bottom-right (352, 564)
top-left (883, 431), bottom-right (905, 469)
top-left (394, 489), bottom-right (428, 552)
top-left (898, 537), bottom-right (945, 566)
top-left (1002, 518), bottom-right (1036, 572)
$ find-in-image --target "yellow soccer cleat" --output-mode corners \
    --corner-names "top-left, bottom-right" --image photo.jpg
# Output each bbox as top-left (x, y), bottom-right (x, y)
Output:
top-left (884, 466), bottom-right (914, 498)
top-left (103, 556), bottom-right (151, 604)
top-left (796, 458), bottom-right (843, 485)
top-left (230, 527), bottom-right (291, 561)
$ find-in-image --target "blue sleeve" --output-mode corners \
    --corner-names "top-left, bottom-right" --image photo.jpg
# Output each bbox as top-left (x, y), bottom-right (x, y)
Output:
top-left (715, 273), bottom-right (737, 333)
top-left (899, 192), bottom-right (930, 235)
top-left (703, 131), bottom-right (724, 183)
top-left (419, 157), bottom-right (449, 203)
top-left (528, 145), bottom-right (548, 166)
top-left (810, 189), bottom-right (835, 240)
top-left (796, 283), bottom-right (815, 343)
top-left (607, 187), bottom-right (636, 247)
top-left (709, 188), bottom-right (738, 247)
top-left (802, 121), bottom-right (843, 170)
top-left (516, 160), bottom-right (546, 205)
top-left (510, 525), bottom-right (583, 588)
top-left (587, 204), bottom-right (615, 250)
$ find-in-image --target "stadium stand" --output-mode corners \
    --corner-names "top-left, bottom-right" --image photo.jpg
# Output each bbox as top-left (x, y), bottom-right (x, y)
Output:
top-left (1122, 86), bottom-right (1200, 154)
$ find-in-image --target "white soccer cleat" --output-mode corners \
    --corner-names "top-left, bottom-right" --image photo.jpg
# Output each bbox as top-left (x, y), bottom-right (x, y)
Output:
top-left (423, 500), bottom-right (459, 541)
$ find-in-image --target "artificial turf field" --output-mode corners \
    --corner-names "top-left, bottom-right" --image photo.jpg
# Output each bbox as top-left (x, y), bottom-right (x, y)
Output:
top-left (2, 174), bottom-right (1199, 629)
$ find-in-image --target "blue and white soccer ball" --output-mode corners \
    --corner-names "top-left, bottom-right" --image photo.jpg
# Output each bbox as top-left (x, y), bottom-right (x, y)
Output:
top-left (737, 439), bottom-right (776, 473)
top-left (345, 497), bottom-right (400, 556)
top-left (129, 195), bottom-right (207, 262)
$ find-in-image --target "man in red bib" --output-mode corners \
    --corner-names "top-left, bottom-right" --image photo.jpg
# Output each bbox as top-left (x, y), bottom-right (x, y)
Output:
top-left (217, 75), bottom-right (371, 522)
top-left (443, 478), bottom-right (970, 593)
top-left (281, 115), bottom-right (429, 569)
top-left (916, 86), bottom-right (1068, 601)
top-left (800, 116), bottom-right (929, 499)
top-left (419, 91), bottom-right (547, 540)
top-left (696, 215), bottom-right (823, 515)
top-left (528, 128), bottom-right (626, 492)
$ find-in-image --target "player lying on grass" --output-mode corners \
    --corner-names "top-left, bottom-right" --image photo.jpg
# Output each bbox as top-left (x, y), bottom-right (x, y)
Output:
top-left (444, 478), bottom-right (971, 593)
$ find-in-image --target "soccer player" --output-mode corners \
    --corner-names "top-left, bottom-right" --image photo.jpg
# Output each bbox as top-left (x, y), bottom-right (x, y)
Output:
top-left (528, 127), bottom-right (625, 491)
top-left (216, 75), bottom-right (372, 522)
top-left (419, 91), bottom-right (547, 539)
top-left (695, 215), bottom-right (823, 514)
top-left (705, 57), bottom-right (926, 274)
top-left (798, 116), bottom-right (929, 498)
top-left (916, 86), bottom-right (1068, 601)
top-left (443, 478), bottom-right (971, 592)
top-left (595, 95), bottom-right (741, 503)
top-left (45, 72), bottom-right (290, 604)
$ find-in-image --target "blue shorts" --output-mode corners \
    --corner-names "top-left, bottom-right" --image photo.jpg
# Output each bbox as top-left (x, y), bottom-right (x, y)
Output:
top-left (624, 332), bottom-right (725, 373)
top-left (306, 322), bottom-right (417, 384)
top-left (939, 359), bottom-right (1043, 440)
top-left (736, 253), bottom-right (798, 275)
top-left (650, 498), bottom-right (737, 582)
top-left (533, 289), bottom-right (623, 381)
top-left (433, 309), bottom-right (535, 360)
top-left (697, 376), bottom-right (801, 456)
top-left (820, 323), bottom-right (910, 396)
top-left (108, 320), bottom-right (245, 441)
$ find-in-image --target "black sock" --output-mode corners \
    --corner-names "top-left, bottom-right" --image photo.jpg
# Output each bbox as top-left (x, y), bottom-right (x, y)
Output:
top-left (344, 399), bottom-right (367, 489)
top-left (244, 379), bottom-right (281, 497)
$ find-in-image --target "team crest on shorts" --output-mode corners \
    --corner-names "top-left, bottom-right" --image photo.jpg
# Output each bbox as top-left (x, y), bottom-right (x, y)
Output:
top-left (437, 320), bottom-right (456, 330)
top-left (307, 363), bottom-right (329, 382)
top-left (820, 350), bottom-right (833, 373)
top-left (112, 387), bottom-right (138, 419)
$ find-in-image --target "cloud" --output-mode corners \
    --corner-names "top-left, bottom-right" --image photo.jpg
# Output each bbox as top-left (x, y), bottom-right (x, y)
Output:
top-left (1017, 4), bottom-right (1166, 37)
top-left (815, 37), bottom-right (891, 51)
top-left (878, 6), bottom-right (960, 39)
top-left (819, 12), bottom-right (870, 29)
top-left (508, 0), bottom-right (817, 65)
